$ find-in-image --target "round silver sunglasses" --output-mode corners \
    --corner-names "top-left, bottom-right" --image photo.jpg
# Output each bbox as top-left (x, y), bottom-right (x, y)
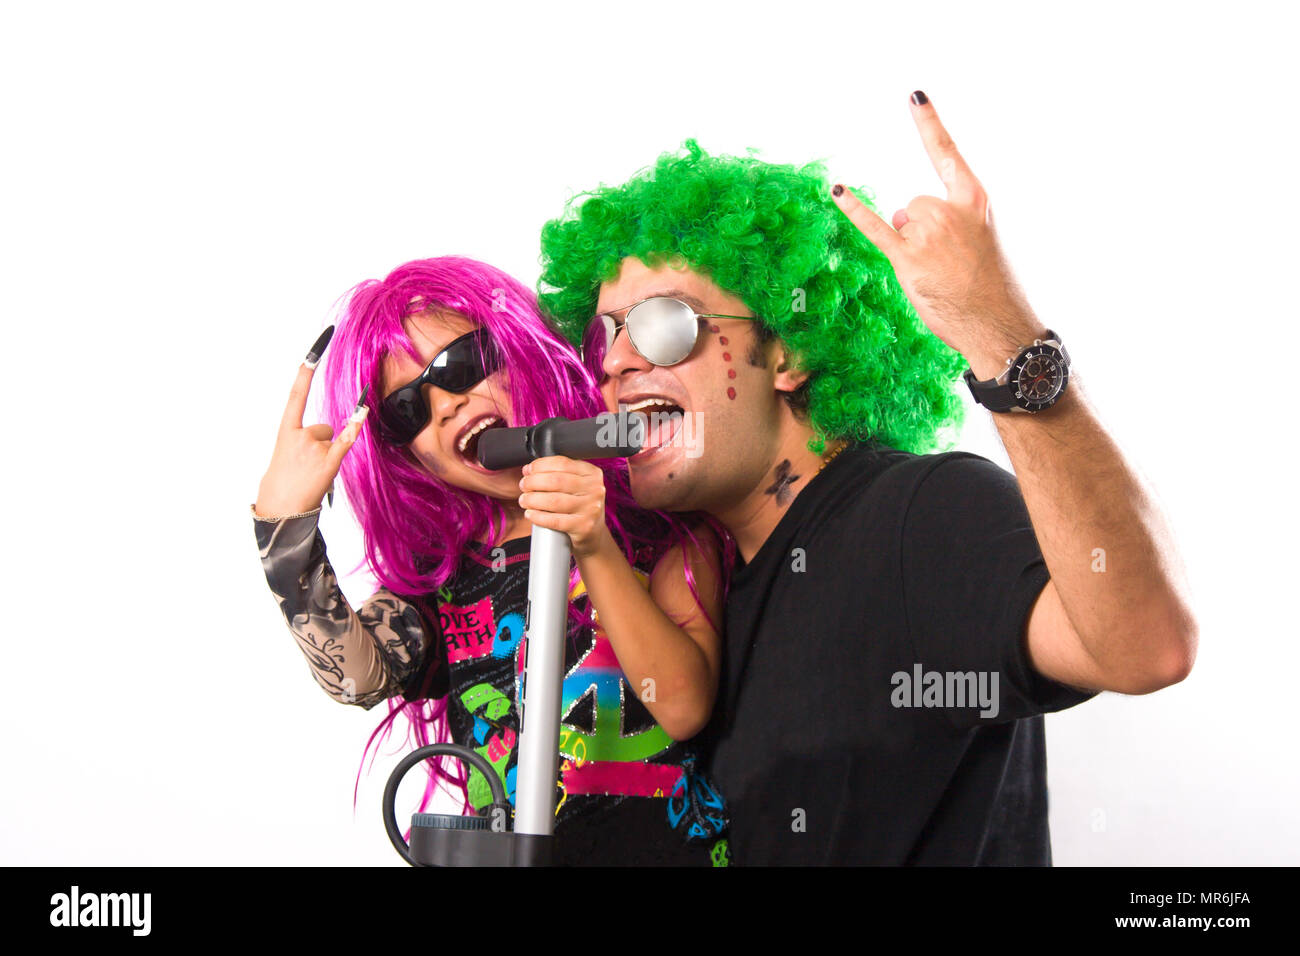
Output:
top-left (585, 296), bottom-right (757, 367)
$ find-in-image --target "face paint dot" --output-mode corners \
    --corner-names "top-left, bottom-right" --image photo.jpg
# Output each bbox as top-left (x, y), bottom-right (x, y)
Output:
top-left (727, 368), bottom-right (737, 379)
top-left (709, 324), bottom-right (720, 334)
top-left (718, 336), bottom-right (729, 346)
top-left (727, 386), bottom-right (736, 400)
top-left (722, 352), bottom-right (732, 362)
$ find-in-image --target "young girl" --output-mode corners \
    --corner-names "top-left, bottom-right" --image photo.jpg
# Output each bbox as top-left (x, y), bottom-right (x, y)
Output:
top-left (251, 256), bottom-right (732, 866)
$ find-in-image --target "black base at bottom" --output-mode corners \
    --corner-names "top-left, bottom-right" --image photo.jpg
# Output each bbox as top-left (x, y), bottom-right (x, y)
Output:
top-left (409, 824), bottom-right (553, 867)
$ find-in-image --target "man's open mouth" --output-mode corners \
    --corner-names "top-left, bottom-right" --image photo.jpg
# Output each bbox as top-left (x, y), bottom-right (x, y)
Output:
top-left (455, 414), bottom-right (507, 465)
top-left (620, 397), bottom-right (684, 457)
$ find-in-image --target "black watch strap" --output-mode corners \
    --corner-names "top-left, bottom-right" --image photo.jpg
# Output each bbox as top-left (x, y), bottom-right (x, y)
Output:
top-left (963, 366), bottom-right (1018, 411)
top-left (963, 328), bottom-right (1066, 413)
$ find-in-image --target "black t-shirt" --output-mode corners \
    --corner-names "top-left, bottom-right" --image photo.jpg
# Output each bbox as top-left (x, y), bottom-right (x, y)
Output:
top-left (701, 441), bottom-right (1097, 865)
top-left (400, 535), bottom-right (726, 866)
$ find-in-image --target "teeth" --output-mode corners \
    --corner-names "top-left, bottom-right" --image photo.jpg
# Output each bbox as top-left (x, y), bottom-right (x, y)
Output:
top-left (620, 398), bottom-right (681, 414)
top-left (458, 416), bottom-right (502, 453)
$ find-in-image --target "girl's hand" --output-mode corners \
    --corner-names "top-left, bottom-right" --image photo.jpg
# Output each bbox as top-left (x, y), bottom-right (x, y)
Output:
top-left (518, 456), bottom-right (615, 558)
top-left (254, 332), bottom-right (368, 518)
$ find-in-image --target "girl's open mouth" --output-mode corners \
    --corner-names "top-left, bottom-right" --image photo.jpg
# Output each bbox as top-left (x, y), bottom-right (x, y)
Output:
top-left (456, 414), bottom-right (507, 466)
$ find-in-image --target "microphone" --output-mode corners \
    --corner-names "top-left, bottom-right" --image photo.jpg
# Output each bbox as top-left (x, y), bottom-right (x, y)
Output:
top-left (477, 412), bottom-right (646, 470)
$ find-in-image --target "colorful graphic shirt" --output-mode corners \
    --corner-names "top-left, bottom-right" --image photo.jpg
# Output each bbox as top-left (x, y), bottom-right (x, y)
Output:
top-left (253, 506), bottom-right (730, 866)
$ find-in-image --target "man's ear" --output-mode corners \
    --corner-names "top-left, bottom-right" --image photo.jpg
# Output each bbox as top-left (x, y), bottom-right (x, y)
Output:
top-left (772, 342), bottom-right (810, 394)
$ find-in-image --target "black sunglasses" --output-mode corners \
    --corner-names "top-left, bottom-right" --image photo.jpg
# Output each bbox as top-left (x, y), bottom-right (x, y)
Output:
top-left (377, 327), bottom-right (501, 446)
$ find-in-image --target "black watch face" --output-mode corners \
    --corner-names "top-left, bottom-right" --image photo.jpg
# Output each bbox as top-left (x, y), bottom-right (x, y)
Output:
top-left (1011, 344), bottom-right (1069, 411)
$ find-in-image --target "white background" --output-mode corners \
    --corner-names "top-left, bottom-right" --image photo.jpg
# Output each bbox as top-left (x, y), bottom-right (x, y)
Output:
top-left (2, 0), bottom-right (1295, 865)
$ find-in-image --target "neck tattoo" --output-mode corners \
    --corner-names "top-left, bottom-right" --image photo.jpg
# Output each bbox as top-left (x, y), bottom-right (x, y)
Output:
top-left (762, 443), bottom-right (847, 509)
top-left (764, 459), bottom-right (800, 507)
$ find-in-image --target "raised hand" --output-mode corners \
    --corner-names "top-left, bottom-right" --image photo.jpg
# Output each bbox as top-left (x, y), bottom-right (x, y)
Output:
top-left (830, 91), bottom-right (1046, 380)
top-left (254, 326), bottom-right (369, 518)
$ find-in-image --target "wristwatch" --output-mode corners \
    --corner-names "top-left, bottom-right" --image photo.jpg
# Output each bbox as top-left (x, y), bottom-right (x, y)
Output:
top-left (963, 329), bottom-right (1070, 413)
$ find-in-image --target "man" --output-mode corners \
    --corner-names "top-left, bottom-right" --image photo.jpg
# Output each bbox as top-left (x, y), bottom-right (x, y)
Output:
top-left (537, 92), bottom-right (1197, 864)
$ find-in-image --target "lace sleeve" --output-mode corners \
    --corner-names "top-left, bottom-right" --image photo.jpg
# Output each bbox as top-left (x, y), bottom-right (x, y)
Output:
top-left (252, 505), bottom-right (436, 710)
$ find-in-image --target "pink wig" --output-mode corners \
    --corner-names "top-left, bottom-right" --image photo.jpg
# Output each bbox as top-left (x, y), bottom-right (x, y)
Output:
top-left (317, 256), bottom-right (728, 817)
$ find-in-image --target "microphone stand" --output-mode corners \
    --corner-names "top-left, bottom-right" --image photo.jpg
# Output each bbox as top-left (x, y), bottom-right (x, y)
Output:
top-left (382, 412), bottom-right (644, 866)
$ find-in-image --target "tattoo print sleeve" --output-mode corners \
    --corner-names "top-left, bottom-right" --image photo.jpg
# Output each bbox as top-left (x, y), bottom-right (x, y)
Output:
top-left (253, 508), bottom-right (430, 710)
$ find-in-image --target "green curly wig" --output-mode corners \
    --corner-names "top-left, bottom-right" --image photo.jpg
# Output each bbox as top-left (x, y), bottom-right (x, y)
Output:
top-left (537, 139), bottom-right (968, 455)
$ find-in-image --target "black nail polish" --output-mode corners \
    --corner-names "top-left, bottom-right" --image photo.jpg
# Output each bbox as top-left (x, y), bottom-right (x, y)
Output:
top-left (305, 325), bottom-right (335, 366)
top-left (911, 90), bottom-right (928, 106)
top-left (354, 383), bottom-right (370, 411)
top-left (832, 184), bottom-right (844, 197)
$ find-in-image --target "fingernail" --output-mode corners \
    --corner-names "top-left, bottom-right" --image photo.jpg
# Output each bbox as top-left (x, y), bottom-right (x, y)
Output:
top-left (832, 184), bottom-right (844, 197)
top-left (327, 487), bottom-right (334, 508)
top-left (304, 325), bottom-right (335, 368)
top-left (910, 90), bottom-right (928, 106)
top-left (349, 384), bottom-right (370, 423)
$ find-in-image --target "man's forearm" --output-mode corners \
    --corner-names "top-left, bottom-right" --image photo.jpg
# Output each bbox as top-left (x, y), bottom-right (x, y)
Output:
top-left (823, 92), bottom-right (1196, 689)
top-left (968, 325), bottom-right (1198, 689)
